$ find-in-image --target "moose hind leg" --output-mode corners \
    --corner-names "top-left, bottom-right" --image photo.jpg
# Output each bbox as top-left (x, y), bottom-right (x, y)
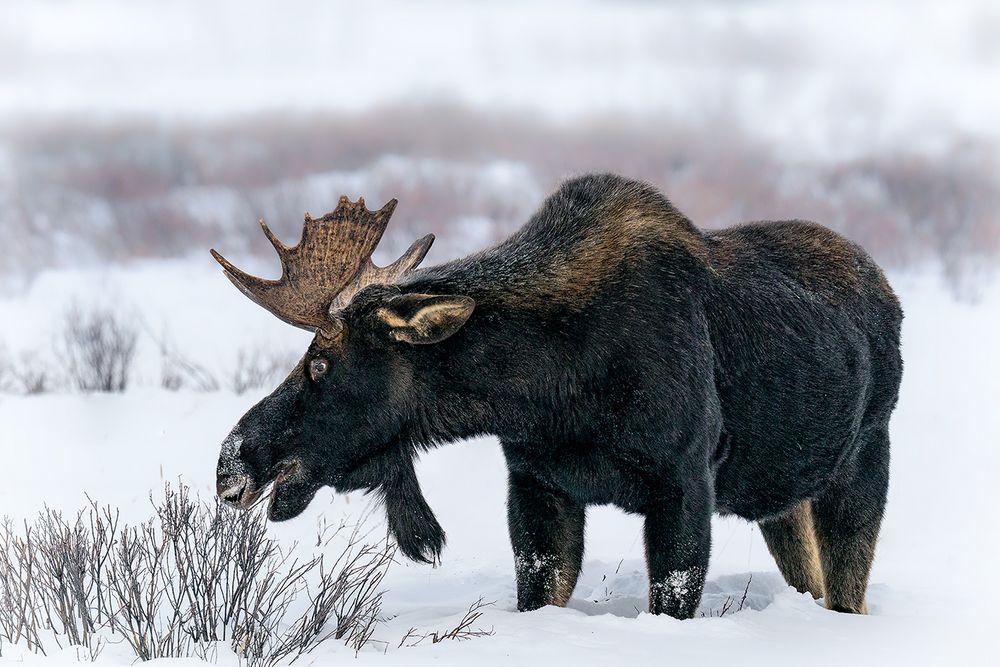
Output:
top-left (812, 427), bottom-right (890, 614)
top-left (507, 472), bottom-right (585, 611)
top-left (758, 500), bottom-right (825, 599)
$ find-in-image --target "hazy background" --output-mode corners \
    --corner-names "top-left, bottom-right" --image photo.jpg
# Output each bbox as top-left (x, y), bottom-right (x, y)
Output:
top-left (2, 0), bottom-right (998, 296)
top-left (1, 3), bottom-right (998, 664)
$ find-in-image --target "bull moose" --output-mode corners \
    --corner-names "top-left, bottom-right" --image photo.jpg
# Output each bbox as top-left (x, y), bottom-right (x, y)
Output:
top-left (212, 174), bottom-right (902, 619)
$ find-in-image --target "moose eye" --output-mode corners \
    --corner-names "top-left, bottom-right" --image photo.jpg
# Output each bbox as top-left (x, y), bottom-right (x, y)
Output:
top-left (309, 358), bottom-right (329, 381)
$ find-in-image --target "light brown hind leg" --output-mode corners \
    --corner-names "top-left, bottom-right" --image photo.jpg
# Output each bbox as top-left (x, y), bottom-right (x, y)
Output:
top-left (758, 500), bottom-right (825, 599)
top-left (812, 428), bottom-right (890, 614)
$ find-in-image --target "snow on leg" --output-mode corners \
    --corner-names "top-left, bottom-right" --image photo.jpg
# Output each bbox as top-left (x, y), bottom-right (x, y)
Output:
top-left (644, 473), bottom-right (712, 619)
top-left (507, 471), bottom-right (585, 611)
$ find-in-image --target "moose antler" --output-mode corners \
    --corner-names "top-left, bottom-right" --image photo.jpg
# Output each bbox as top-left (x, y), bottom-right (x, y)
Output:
top-left (211, 196), bottom-right (434, 335)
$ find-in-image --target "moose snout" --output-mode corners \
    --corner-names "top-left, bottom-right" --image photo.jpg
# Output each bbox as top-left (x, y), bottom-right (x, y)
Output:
top-left (217, 475), bottom-right (249, 504)
top-left (217, 431), bottom-right (254, 505)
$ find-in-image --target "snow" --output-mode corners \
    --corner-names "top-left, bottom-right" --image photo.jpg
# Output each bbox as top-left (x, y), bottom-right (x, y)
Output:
top-left (3, 0), bottom-right (996, 661)
top-left (0, 261), bottom-right (996, 665)
top-left (3, 0), bottom-right (999, 160)
top-left (652, 567), bottom-right (704, 606)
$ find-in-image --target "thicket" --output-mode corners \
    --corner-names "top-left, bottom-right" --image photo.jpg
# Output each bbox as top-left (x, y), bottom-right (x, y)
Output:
top-left (0, 483), bottom-right (394, 663)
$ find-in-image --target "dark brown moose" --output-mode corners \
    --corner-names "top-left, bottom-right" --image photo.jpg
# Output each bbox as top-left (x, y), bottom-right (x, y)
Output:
top-left (213, 174), bottom-right (902, 619)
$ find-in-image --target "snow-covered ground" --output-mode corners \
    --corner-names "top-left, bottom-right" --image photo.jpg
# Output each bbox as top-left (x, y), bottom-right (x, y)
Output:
top-left (0, 261), bottom-right (996, 665)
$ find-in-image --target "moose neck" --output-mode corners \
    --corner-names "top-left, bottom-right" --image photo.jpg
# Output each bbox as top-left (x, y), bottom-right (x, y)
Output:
top-left (398, 262), bottom-right (586, 448)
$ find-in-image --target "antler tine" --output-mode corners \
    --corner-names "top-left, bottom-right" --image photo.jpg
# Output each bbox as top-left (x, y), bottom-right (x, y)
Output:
top-left (209, 248), bottom-right (278, 293)
top-left (209, 246), bottom-right (292, 322)
top-left (385, 233), bottom-right (435, 275)
top-left (328, 233), bottom-right (435, 312)
top-left (375, 197), bottom-right (396, 221)
top-left (259, 219), bottom-right (290, 258)
top-left (212, 196), bottom-right (432, 334)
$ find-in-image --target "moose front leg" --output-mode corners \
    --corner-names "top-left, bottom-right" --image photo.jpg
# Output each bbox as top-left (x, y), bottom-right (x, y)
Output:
top-left (643, 474), bottom-right (712, 619)
top-left (507, 471), bottom-right (585, 611)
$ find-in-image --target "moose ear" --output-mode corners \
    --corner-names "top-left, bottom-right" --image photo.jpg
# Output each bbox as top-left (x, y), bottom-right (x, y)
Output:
top-left (378, 293), bottom-right (475, 345)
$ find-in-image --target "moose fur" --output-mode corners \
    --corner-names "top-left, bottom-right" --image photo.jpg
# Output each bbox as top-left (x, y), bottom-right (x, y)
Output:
top-left (215, 173), bottom-right (902, 619)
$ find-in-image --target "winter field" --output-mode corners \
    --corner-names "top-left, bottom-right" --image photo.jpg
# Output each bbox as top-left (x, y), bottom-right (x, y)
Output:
top-left (0, 261), bottom-right (997, 666)
top-left (2, 0), bottom-right (999, 664)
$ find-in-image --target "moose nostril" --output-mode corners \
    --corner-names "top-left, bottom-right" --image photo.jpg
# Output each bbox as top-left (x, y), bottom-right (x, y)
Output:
top-left (217, 475), bottom-right (247, 503)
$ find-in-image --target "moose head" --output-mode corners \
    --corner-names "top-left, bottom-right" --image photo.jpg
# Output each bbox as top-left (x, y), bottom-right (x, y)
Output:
top-left (212, 197), bottom-right (474, 563)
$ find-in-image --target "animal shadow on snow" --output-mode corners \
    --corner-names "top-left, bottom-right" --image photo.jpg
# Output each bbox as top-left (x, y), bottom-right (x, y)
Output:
top-left (567, 562), bottom-right (789, 618)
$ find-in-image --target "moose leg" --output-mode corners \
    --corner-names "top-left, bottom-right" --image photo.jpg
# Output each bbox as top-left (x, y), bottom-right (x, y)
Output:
top-left (759, 500), bottom-right (825, 599)
top-left (644, 474), bottom-right (712, 619)
top-left (507, 471), bottom-right (585, 611)
top-left (812, 427), bottom-right (890, 614)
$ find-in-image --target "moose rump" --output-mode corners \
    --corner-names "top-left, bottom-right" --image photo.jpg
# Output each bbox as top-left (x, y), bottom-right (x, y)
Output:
top-left (211, 173), bottom-right (902, 620)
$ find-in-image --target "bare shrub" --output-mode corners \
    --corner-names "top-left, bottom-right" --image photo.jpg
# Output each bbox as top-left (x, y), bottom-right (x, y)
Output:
top-left (14, 362), bottom-right (53, 395)
top-left (150, 330), bottom-right (219, 392)
top-left (398, 598), bottom-right (495, 648)
top-left (0, 345), bottom-right (11, 393)
top-left (3, 110), bottom-right (999, 291)
top-left (0, 350), bottom-right (57, 395)
top-left (0, 483), bottom-right (395, 663)
top-left (229, 348), bottom-right (298, 395)
top-left (1, 342), bottom-right (56, 395)
top-left (60, 304), bottom-right (139, 393)
top-left (700, 574), bottom-right (752, 618)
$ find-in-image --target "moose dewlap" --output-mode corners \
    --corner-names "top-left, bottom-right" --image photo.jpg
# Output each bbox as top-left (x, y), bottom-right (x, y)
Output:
top-left (211, 173), bottom-right (902, 619)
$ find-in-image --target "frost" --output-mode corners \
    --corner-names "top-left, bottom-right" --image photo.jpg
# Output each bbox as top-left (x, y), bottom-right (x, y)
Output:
top-left (650, 566), bottom-right (704, 603)
top-left (514, 552), bottom-right (568, 599)
top-left (217, 433), bottom-right (245, 474)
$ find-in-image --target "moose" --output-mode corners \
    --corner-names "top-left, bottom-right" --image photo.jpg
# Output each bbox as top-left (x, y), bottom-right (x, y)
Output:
top-left (212, 174), bottom-right (902, 619)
